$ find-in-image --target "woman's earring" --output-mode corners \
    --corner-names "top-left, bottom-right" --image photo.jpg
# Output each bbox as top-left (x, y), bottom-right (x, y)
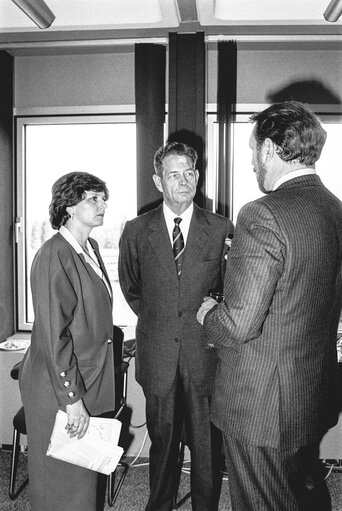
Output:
top-left (68, 208), bottom-right (75, 221)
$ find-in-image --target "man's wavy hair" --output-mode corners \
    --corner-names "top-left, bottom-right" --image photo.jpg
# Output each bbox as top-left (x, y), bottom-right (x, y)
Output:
top-left (250, 101), bottom-right (327, 167)
top-left (153, 142), bottom-right (198, 177)
top-left (49, 172), bottom-right (108, 230)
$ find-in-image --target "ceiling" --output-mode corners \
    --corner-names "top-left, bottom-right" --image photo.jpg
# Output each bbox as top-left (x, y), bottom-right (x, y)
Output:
top-left (0, 0), bottom-right (341, 55)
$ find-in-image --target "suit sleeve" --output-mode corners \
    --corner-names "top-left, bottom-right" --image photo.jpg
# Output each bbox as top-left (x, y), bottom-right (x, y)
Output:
top-left (204, 201), bottom-right (285, 347)
top-left (222, 218), bottom-right (235, 281)
top-left (31, 241), bottom-right (86, 408)
top-left (118, 221), bottom-right (141, 316)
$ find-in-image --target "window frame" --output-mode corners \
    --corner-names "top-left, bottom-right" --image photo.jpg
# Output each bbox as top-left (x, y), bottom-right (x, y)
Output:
top-left (206, 104), bottom-right (342, 332)
top-left (15, 114), bottom-right (136, 331)
top-left (206, 104), bottom-right (342, 221)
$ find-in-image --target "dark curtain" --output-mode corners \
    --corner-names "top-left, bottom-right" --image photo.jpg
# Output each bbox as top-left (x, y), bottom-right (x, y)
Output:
top-left (216, 40), bottom-right (237, 218)
top-left (135, 43), bottom-right (166, 215)
top-left (168, 32), bottom-right (205, 207)
top-left (0, 51), bottom-right (14, 340)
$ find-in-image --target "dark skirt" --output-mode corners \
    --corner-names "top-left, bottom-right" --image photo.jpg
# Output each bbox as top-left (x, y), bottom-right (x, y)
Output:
top-left (22, 400), bottom-right (106, 511)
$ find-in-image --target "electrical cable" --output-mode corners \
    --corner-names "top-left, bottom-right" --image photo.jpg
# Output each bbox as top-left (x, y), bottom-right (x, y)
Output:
top-left (324, 462), bottom-right (336, 480)
top-left (127, 428), bottom-right (149, 467)
top-left (179, 460), bottom-right (229, 480)
top-left (129, 421), bottom-right (147, 429)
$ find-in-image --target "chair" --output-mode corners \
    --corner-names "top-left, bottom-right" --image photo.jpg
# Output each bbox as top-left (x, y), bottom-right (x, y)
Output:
top-left (106, 327), bottom-right (135, 507)
top-left (8, 362), bottom-right (28, 500)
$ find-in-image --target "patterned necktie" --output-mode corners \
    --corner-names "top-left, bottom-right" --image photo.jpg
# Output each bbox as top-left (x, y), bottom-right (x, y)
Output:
top-left (173, 217), bottom-right (185, 277)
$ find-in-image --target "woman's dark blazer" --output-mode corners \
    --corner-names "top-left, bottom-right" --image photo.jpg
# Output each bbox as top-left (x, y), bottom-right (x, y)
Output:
top-left (20, 232), bottom-right (115, 417)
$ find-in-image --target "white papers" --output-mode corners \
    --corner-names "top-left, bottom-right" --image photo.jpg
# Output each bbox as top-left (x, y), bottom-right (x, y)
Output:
top-left (46, 410), bottom-right (124, 475)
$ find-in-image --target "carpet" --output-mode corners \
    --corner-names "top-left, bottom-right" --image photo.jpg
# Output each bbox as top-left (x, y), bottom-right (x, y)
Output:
top-left (1, 449), bottom-right (341, 510)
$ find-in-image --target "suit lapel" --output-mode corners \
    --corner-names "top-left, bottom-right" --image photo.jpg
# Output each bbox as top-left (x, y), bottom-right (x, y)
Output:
top-left (181, 205), bottom-right (209, 277)
top-left (147, 204), bottom-right (210, 284)
top-left (147, 205), bottom-right (179, 284)
top-left (87, 239), bottom-right (113, 304)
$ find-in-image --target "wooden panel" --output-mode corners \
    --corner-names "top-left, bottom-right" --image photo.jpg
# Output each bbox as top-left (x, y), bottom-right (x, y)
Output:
top-left (135, 43), bottom-right (166, 214)
top-left (168, 32), bottom-right (205, 206)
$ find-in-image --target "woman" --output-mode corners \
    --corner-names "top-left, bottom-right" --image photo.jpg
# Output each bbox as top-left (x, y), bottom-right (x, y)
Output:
top-left (19, 172), bottom-right (115, 511)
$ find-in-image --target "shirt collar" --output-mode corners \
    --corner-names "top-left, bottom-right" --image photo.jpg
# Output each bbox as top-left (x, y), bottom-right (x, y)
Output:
top-left (163, 201), bottom-right (193, 223)
top-left (163, 202), bottom-right (194, 245)
top-left (59, 225), bottom-right (92, 254)
top-left (273, 168), bottom-right (316, 191)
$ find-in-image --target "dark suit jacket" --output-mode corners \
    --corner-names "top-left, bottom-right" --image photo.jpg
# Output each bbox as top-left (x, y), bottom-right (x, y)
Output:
top-left (205, 174), bottom-right (342, 449)
top-left (119, 203), bottom-right (234, 397)
top-left (20, 233), bottom-right (116, 417)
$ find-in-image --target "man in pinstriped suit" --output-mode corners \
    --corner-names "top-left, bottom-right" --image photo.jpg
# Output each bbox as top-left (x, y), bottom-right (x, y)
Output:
top-left (197, 101), bottom-right (342, 511)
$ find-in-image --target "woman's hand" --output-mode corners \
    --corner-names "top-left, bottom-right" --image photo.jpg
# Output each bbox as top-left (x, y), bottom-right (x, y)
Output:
top-left (65, 399), bottom-right (90, 439)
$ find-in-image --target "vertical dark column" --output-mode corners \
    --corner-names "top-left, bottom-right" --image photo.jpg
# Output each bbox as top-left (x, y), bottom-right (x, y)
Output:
top-left (135, 43), bottom-right (166, 214)
top-left (0, 51), bottom-right (14, 339)
top-left (216, 40), bottom-right (237, 218)
top-left (168, 32), bottom-right (205, 207)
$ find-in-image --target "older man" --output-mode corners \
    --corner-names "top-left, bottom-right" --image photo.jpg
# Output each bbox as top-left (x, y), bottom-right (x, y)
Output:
top-left (197, 101), bottom-right (342, 511)
top-left (119, 141), bottom-right (233, 511)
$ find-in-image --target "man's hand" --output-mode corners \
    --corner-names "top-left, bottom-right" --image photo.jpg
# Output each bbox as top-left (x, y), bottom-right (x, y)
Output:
top-left (224, 234), bottom-right (233, 259)
top-left (196, 296), bottom-right (218, 325)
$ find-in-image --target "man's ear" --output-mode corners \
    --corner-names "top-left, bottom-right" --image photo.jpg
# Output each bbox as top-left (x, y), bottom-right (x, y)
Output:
top-left (264, 138), bottom-right (276, 160)
top-left (152, 174), bottom-right (163, 193)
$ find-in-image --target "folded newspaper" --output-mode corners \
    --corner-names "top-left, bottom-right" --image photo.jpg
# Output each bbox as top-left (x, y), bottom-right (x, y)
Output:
top-left (46, 410), bottom-right (124, 475)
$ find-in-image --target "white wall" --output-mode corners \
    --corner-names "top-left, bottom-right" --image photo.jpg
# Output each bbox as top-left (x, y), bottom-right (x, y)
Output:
top-left (14, 45), bottom-right (342, 110)
top-left (208, 46), bottom-right (342, 105)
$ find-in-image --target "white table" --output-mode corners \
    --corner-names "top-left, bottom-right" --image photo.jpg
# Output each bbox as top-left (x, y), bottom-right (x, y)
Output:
top-left (0, 345), bottom-right (27, 447)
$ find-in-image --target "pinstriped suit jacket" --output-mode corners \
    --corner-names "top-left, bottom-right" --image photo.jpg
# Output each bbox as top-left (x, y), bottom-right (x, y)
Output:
top-left (204, 174), bottom-right (342, 449)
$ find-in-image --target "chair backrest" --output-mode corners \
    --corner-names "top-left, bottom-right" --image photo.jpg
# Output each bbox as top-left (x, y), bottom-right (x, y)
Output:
top-left (10, 362), bottom-right (22, 380)
top-left (113, 324), bottom-right (124, 366)
top-left (113, 325), bottom-right (125, 410)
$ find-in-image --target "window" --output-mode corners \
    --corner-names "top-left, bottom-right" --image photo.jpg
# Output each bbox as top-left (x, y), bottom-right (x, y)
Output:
top-left (207, 112), bottom-right (342, 223)
top-left (16, 115), bottom-right (137, 330)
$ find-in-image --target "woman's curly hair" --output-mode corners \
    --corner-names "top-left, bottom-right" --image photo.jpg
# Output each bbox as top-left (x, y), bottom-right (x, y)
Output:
top-left (49, 172), bottom-right (109, 230)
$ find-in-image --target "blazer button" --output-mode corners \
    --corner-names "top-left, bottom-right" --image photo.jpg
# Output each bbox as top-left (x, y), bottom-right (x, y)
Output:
top-left (68, 391), bottom-right (75, 398)
top-left (107, 339), bottom-right (113, 344)
top-left (59, 371), bottom-right (66, 377)
top-left (63, 381), bottom-right (71, 387)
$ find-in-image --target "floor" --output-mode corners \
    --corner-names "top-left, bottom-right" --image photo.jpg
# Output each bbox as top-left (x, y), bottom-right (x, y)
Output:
top-left (0, 449), bottom-right (341, 510)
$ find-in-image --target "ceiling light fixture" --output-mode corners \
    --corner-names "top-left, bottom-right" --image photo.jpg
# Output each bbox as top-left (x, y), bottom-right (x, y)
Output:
top-left (323, 0), bottom-right (342, 22)
top-left (11, 0), bottom-right (55, 29)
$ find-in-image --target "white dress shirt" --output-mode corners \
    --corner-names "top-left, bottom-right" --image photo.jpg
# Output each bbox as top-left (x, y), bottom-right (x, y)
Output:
top-left (273, 168), bottom-right (316, 191)
top-left (59, 225), bottom-right (112, 299)
top-left (163, 202), bottom-right (193, 247)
